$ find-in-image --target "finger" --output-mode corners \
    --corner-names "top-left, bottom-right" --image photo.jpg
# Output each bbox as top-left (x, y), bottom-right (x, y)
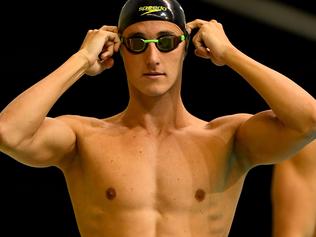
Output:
top-left (103, 58), bottom-right (115, 69)
top-left (209, 19), bottom-right (223, 30)
top-left (192, 33), bottom-right (205, 49)
top-left (96, 57), bottom-right (115, 71)
top-left (114, 39), bottom-right (121, 52)
top-left (98, 32), bottom-right (122, 60)
top-left (186, 19), bottom-right (208, 34)
top-left (104, 32), bottom-right (121, 48)
top-left (98, 44), bottom-right (114, 61)
top-left (110, 34), bottom-right (121, 52)
top-left (100, 25), bottom-right (118, 33)
top-left (104, 44), bottom-right (114, 58)
top-left (195, 47), bottom-right (211, 59)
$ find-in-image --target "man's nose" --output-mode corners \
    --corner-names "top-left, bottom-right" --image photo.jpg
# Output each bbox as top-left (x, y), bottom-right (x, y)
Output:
top-left (144, 43), bottom-right (161, 66)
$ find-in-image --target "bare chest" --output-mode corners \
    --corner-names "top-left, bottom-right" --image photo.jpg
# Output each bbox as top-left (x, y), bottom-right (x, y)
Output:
top-left (65, 132), bottom-right (243, 212)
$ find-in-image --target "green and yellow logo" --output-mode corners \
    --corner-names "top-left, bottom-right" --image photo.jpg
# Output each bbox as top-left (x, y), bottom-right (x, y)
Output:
top-left (139, 6), bottom-right (167, 16)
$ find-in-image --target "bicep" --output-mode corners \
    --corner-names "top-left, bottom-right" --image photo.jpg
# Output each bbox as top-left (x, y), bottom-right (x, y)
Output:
top-left (235, 110), bottom-right (313, 167)
top-left (5, 116), bottom-right (77, 168)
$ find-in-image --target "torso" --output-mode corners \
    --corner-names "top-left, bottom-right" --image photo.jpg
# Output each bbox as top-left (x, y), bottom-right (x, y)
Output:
top-left (59, 114), bottom-right (249, 237)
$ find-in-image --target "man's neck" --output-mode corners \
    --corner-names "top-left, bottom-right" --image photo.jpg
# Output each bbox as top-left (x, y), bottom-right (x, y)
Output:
top-left (121, 94), bottom-right (192, 135)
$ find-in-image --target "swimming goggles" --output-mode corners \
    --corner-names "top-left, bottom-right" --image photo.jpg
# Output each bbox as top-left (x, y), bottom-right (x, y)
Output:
top-left (121, 35), bottom-right (186, 54)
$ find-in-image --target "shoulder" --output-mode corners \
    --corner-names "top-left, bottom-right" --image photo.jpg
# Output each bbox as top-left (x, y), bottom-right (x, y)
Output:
top-left (56, 114), bottom-right (102, 126)
top-left (195, 113), bottom-right (254, 144)
top-left (55, 114), bottom-right (112, 133)
top-left (207, 113), bottom-right (253, 130)
top-left (55, 113), bottom-right (126, 135)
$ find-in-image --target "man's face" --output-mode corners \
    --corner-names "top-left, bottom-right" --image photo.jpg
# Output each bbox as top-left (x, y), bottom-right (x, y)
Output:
top-left (120, 20), bottom-right (186, 97)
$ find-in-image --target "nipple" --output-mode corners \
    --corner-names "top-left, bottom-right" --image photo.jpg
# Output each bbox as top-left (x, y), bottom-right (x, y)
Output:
top-left (195, 189), bottom-right (206, 202)
top-left (106, 187), bottom-right (116, 200)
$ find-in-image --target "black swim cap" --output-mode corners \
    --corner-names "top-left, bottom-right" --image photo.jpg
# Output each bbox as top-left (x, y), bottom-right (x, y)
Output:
top-left (118, 0), bottom-right (187, 35)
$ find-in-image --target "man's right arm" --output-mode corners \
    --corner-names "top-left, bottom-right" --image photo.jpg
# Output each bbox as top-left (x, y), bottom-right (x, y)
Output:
top-left (0, 25), bottom-right (120, 168)
top-left (0, 52), bottom-right (89, 168)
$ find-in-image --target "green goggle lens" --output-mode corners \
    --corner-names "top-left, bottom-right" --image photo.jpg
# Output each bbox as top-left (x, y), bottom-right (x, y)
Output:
top-left (122, 35), bottom-right (186, 54)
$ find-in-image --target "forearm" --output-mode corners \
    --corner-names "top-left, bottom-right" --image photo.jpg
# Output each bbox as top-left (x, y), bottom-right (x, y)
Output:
top-left (0, 52), bottom-right (89, 146)
top-left (224, 46), bottom-right (316, 134)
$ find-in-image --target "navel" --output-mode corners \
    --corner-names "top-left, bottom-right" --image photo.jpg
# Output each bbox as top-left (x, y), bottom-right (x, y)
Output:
top-left (106, 187), bottom-right (116, 200)
top-left (195, 189), bottom-right (206, 202)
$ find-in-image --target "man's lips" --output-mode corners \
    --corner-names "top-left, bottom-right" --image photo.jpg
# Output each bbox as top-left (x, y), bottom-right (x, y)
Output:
top-left (143, 72), bottom-right (166, 77)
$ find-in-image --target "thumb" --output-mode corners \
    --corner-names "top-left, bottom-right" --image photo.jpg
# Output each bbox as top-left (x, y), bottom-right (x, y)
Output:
top-left (195, 47), bottom-right (211, 59)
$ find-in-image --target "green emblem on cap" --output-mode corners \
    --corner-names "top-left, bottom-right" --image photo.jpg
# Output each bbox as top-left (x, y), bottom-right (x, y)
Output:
top-left (139, 6), bottom-right (168, 16)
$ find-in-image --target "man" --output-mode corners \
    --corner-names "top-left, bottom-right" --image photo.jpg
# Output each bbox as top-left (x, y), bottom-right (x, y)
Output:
top-left (0, 0), bottom-right (315, 236)
top-left (272, 140), bottom-right (316, 237)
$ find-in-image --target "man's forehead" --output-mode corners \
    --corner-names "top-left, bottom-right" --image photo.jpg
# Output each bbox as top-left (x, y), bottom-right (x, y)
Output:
top-left (122, 20), bottom-right (183, 36)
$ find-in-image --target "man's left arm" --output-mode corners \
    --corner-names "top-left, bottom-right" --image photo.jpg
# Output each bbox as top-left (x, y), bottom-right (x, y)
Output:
top-left (187, 19), bottom-right (316, 167)
top-left (225, 33), bottom-right (316, 167)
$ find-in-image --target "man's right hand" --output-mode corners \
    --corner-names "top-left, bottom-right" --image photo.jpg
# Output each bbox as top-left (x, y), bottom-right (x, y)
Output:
top-left (78, 25), bottom-right (121, 76)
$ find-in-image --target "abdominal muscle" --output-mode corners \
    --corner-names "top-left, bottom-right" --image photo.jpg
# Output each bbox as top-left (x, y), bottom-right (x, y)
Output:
top-left (74, 208), bottom-right (220, 237)
top-left (63, 155), bottom-right (246, 237)
top-left (66, 186), bottom-right (244, 237)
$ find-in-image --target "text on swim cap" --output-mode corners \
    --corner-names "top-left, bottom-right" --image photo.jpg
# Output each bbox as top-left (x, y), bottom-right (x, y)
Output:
top-left (139, 6), bottom-right (168, 16)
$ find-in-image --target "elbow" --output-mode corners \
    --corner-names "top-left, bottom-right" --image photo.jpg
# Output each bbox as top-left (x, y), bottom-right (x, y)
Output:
top-left (300, 106), bottom-right (316, 139)
top-left (0, 123), bottom-right (23, 150)
top-left (0, 123), bottom-right (11, 149)
top-left (0, 123), bottom-right (8, 148)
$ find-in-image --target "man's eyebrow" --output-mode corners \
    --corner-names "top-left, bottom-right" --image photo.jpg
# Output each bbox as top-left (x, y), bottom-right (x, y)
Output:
top-left (157, 31), bottom-right (177, 37)
top-left (126, 31), bottom-right (178, 38)
top-left (126, 32), bottom-right (145, 38)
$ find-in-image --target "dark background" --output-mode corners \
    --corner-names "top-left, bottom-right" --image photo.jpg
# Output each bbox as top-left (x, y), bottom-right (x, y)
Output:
top-left (0, 0), bottom-right (315, 236)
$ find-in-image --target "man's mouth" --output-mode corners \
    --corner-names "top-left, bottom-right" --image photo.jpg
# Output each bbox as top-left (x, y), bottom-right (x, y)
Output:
top-left (143, 72), bottom-right (166, 77)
